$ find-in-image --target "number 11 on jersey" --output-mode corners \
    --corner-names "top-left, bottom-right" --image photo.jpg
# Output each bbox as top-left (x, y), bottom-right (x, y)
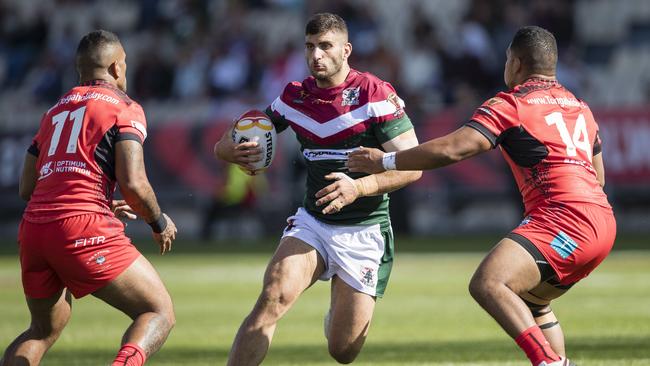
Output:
top-left (48, 106), bottom-right (87, 156)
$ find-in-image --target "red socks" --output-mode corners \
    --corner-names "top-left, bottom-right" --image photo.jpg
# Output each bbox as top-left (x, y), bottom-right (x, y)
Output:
top-left (112, 343), bottom-right (147, 366)
top-left (515, 325), bottom-right (560, 365)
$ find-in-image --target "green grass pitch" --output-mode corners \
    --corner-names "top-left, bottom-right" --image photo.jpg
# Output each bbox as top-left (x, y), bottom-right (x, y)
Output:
top-left (1, 238), bottom-right (649, 365)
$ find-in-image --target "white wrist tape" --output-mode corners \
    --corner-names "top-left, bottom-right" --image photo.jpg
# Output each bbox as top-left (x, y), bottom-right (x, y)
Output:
top-left (382, 152), bottom-right (397, 171)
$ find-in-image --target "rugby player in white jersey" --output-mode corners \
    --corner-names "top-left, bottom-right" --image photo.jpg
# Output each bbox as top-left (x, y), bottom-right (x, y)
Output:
top-left (214, 13), bottom-right (421, 365)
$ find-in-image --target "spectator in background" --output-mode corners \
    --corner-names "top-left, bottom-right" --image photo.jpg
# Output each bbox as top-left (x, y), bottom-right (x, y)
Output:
top-left (530, 0), bottom-right (575, 51)
top-left (27, 51), bottom-right (62, 103)
top-left (200, 163), bottom-right (267, 241)
top-left (133, 45), bottom-right (174, 100)
top-left (258, 42), bottom-right (307, 102)
top-left (209, 38), bottom-right (251, 98)
top-left (2, 10), bottom-right (47, 88)
top-left (173, 42), bottom-right (210, 100)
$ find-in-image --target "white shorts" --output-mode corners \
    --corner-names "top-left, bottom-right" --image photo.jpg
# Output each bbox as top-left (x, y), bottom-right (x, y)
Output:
top-left (281, 207), bottom-right (393, 297)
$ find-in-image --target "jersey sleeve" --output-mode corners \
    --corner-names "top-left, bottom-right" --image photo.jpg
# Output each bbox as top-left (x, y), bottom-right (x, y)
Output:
top-left (27, 113), bottom-right (48, 156)
top-left (266, 82), bottom-right (299, 133)
top-left (373, 115), bottom-right (414, 144)
top-left (585, 107), bottom-right (602, 156)
top-left (115, 103), bottom-right (148, 144)
top-left (593, 131), bottom-right (602, 155)
top-left (265, 103), bottom-right (289, 133)
top-left (465, 94), bottom-right (519, 148)
top-left (369, 81), bottom-right (414, 144)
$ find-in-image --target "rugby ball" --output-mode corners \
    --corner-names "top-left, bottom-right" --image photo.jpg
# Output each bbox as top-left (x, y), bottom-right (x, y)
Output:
top-left (231, 109), bottom-right (277, 174)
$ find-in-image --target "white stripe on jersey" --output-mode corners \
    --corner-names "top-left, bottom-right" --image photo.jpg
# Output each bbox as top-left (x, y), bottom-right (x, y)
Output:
top-left (270, 97), bottom-right (404, 139)
top-left (302, 148), bottom-right (359, 161)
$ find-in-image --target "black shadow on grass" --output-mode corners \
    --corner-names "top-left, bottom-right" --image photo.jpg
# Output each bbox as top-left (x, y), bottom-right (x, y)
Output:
top-left (41, 335), bottom-right (650, 365)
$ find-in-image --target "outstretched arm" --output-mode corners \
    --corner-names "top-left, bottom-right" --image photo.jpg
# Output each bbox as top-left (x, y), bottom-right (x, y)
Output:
top-left (315, 129), bottom-right (422, 215)
top-left (348, 126), bottom-right (492, 174)
top-left (353, 129), bottom-right (422, 196)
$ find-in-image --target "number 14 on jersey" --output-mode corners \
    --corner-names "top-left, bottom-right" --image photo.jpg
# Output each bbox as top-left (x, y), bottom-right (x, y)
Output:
top-left (545, 112), bottom-right (592, 162)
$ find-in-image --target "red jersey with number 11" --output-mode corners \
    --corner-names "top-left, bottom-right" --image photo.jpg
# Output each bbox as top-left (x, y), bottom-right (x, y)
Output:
top-left (24, 80), bottom-right (147, 223)
top-left (466, 79), bottom-right (611, 215)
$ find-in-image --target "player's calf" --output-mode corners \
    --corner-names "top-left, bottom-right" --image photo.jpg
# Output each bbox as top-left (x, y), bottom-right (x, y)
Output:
top-left (226, 286), bottom-right (305, 366)
top-left (92, 256), bottom-right (176, 360)
top-left (1, 289), bottom-right (72, 366)
top-left (134, 308), bottom-right (176, 354)
top-left (324, 306), bottom-right (371, 364)
top-left (328, 338), bottom-right (364, 364)
top-left (520, 278), bottom-right (573, 357)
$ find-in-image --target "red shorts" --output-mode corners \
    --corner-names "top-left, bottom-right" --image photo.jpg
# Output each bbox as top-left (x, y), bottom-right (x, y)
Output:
top-left (18, 214), bottom-right (141, 299)
top-left (510, 203), bottom-right (616, 285)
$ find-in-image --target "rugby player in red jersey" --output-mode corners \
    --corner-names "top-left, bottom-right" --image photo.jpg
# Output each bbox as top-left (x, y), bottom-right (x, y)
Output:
top-left (1, 30), bottom-right (177, 366)
top-left (215, 13), bottom-right (421, 365)
top-left (348, 26), bottom-right (615, 366)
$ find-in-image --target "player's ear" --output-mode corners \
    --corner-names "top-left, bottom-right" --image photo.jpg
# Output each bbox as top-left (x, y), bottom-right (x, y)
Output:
top-left (108, 61), bottom-right (119, 81)
top-left (512, 56), bottom-right (522, 74)
top-left (343, 41), bottom-right (352, 60)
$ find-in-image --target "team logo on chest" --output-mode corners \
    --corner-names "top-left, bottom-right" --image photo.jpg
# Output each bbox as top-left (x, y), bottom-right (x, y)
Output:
top-left (38, 161), bottom-right (54, 180)
top-left (341, 87), bottom-right (360, 106)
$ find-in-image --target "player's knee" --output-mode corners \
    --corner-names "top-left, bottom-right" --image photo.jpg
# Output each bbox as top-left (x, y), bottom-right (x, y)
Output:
top-left (257, 285), bottom-right (297, 314)
top-left (148, 297), bottom-right (175, 334)
top-left (328, 343), bottom-right (360, 364)
top-left (524, 300), bottom-right (552, 318)
top-left (468, 274), bottom-right (491, 302)
top-left (162, 306), bottom-right (176, 331)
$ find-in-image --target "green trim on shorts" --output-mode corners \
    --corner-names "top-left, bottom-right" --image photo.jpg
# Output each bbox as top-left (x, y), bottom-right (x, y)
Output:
top-left (376, 222), bottom-right (394, 297)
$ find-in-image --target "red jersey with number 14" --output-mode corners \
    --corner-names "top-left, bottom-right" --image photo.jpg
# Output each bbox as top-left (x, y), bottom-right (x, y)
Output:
top-left (24, 80), bottom-right (147, 223)
top-left (466, 79), bottom-right (611, 215)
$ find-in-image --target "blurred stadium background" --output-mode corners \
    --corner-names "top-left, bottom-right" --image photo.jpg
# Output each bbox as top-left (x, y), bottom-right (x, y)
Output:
top-left (0, 0), bottom-right (648, 239)
top-left (1, 1), bottom-right (650, 365)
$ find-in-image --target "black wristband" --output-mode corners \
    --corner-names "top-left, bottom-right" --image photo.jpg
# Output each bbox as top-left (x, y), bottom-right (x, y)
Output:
top-left (147, 214), bottom-right (168, 233)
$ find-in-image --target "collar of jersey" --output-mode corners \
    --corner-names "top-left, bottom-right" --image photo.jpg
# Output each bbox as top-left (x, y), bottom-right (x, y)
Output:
top-left (79, 79), bottom-right (115, 87)
top-left (524, 77), bottom-right (559, 85)
top-left (77, 79), bottom-right (132, 105)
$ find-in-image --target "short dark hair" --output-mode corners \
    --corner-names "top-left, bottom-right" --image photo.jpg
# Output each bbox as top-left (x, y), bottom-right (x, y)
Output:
top-left (509, 26), bottom-right (558, 75)
top-left (305, 13), bottom-right (348, 36)
top-left (76, 30), bottom-right (121, 72)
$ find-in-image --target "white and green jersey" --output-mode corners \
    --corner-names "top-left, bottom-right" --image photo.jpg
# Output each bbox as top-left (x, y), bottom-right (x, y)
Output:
top-left (266, 69), bottom-right (413, 226)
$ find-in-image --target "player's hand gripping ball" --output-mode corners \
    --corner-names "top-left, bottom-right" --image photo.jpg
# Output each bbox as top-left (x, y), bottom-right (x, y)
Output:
top-left (231, 110), bottom-right (277, 175)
